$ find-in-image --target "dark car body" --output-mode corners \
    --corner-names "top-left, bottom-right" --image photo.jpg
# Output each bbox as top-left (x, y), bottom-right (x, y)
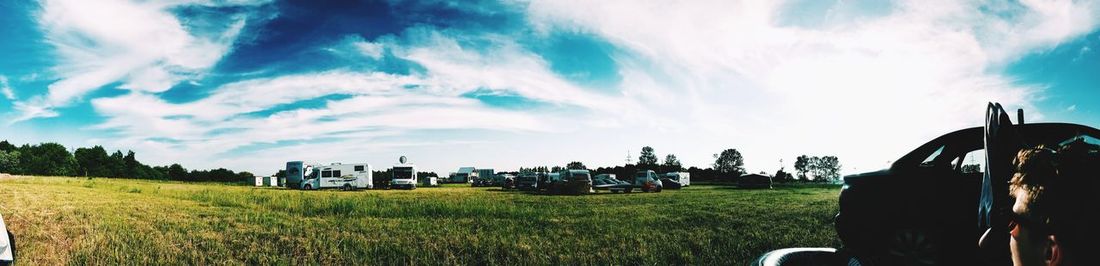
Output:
top-left (836, 121), bottom-right (1100, 265)
top-left (551, 170), bottom-right (592, 195)
top-left (516, 173), bottom-right (541, 191)
top-left (592, 174), bottom-right (633, 193)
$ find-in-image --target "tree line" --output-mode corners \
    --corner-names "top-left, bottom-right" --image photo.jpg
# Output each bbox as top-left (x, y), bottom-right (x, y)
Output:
top-left (517, 146), bottom-right (842, 183)
top-left (0, 140), bottom-right (254, 183)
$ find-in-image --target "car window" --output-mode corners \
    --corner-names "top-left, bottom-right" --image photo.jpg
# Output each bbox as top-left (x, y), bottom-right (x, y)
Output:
top-left (920, 145), bottom-right (945, 167)
top-left (955, 149), bottom-right (985, 174)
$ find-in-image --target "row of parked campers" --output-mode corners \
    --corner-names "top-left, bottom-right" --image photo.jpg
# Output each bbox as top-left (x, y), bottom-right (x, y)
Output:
top-left (509, 170), bottom-right (691, 195)
top-left (283, 161), bottom-right (438, 190)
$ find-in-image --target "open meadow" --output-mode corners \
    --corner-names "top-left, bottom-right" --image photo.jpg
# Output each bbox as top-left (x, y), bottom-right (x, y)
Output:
top-left (0, 177), bottom-right (840, 265)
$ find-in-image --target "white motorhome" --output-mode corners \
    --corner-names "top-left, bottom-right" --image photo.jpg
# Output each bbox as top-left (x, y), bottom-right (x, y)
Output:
top-left (285, 161), bottom-right (373, 190)
top-left (665, 172), bottom-right (691, 186)
top-left (390, 156), bottom-right (418, 189)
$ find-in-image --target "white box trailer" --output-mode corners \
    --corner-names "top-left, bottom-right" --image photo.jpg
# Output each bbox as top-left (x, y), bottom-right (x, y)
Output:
top-left (268, 175), bottom-right (279, 187)
top-left (255, 176), bottom-right (264, 186)
top-left (285, 161), bottom-right (373, 190)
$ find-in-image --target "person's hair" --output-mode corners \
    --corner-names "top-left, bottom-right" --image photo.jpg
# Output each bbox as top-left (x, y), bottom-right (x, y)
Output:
top-left (1010, 139), bottom-right (1100, 263)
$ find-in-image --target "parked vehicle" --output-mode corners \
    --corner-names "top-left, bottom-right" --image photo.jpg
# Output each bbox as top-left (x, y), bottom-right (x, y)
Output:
top-left (421, 175), bottom-right (439, 187)
top-left (285, 161), bottom-right (373, 190)
top-left (754, 103), bottom-right (1100, 265)
top-left (552, 169), bottom-right (592, 195)
top-left (738, 173), bottom-right (772, 189)
top-left (516, 172), bottom-right (541, 191)
top-left (390, 167), bottom-right (417, 190)
top-left (1, 212), bottom-right (15, 266)
top-left (500, 173), bottom-right (517, 189)
top-left (633, 170), bottom-right (663, 192)
top-left (472, 175), bottom-right (495, 187)
top-left (540, 172), bottom-right (560, 191)
top-left (592, 174), bottom-right (633, 193)
top-left (662, 172), bottom-right (690, 189)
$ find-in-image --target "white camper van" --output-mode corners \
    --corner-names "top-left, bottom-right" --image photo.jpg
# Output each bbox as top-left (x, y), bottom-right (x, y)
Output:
top-left (286, 161), bottom-right (373, 190)
top-left (664, 172), bottom-right (691, 186)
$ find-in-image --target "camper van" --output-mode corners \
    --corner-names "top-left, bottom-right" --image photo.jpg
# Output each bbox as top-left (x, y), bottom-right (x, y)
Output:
top-left (390, 164), bottom-right (418, 190)
top-left (662, 172), bottom-right (691, 189)
top-left (285, 161), bottom-right (373, 190)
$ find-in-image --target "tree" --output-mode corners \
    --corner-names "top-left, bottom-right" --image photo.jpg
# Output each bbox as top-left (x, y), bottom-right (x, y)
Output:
top-left (774, 168), bottom-right (794, 183)
top-left (713, 148), bottom-right (745, 175)
top-left (0, 140), bottom-right (16, 152)
top-left (0, 150), bottom-right (21, 174)
top-left (123, 150), bottom-right (139, 177)
top-left (566, 161), bottom-right (587, 170)
top-left (795, 155), bottom-right (842, 182)
top-left (638, 146), bottom-right (658, 167)
top-left (74, 146), bottom-right (110, 177)
top-left (167, 164), bottom-right (188, 181)
top-left (961, 164), bottom-right (981, 173)
top-left (108, 150), bottom-right (125, 177)
top-left (814, 156), bottom-right (841, 182)
top-left (663, 154), bottom-right (682, 171)
top-left (18, 143), bottom-right (77, 176)
top-left (794, 155), bottom-right (810, 179)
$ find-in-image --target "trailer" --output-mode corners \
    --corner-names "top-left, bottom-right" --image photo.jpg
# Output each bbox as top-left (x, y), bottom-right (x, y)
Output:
top-left (285, 161), bottom-right (373, 190)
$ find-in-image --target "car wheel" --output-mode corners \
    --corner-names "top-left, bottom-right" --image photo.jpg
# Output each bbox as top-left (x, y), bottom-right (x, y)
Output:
top-left (303, 184), bottom-right (312, 190)
top-left (343, 184), bottom-right (352, 191)
top-left (883, 228), bottom-right (939, 266)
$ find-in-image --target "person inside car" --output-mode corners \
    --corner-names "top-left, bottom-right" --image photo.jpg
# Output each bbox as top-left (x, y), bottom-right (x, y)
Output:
top-left (1005, 141), bottom-right (1098, 266)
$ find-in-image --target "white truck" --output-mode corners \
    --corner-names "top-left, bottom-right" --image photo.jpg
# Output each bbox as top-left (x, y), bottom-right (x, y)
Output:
top-left (285, 161), bottom-right (373, 190)
top-left (390, 156), bottom-right (418, 189)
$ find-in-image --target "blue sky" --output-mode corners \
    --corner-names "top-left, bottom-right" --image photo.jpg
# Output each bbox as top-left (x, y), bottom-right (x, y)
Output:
top-left (0, 0), bottom-right (1098, 175)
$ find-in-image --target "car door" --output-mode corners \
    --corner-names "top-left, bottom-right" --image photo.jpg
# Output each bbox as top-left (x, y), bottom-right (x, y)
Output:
top-left (977, 102), bottom-right (1021, 265)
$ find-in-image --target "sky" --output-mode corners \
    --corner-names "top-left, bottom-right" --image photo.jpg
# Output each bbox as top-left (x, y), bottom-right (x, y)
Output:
top-left (0, 0), bottom-right (1098, 176)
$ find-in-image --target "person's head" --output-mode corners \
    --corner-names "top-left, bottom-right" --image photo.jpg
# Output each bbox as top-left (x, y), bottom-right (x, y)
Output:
top-left (1008, 142), bottom-right (1099, 266)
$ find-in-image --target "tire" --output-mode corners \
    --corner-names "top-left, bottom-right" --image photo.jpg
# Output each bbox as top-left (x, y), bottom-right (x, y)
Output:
top-left (303, 184), bottom-right (312, 190)
top-left (343, 184), bottom-right (352, 191)
top-left (411, 185), bottom-right (416, 190)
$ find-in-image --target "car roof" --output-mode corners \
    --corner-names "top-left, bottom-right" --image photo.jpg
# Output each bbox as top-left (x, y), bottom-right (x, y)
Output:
top-left (893, 123), bottom-right (1100, 169)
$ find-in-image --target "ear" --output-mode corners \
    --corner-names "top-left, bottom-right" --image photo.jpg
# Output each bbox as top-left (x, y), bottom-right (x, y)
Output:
top-left (1046, 235), bottom-right (1062, 266)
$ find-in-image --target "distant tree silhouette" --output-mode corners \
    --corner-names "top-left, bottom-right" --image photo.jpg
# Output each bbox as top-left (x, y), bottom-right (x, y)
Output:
top-left (713, 148), bottom-right (745, 176)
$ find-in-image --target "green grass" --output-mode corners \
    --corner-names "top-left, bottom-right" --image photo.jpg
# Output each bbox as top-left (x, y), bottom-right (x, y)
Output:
top-left (0, 177), bottom-right (841, 265)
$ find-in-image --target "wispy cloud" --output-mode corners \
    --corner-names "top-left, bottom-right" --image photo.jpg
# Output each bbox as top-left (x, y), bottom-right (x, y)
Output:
top-left (7, 0), bottom-right (265, 124)
top-left (1067, 104), bottom-right (1077, 112)
top-left (0, 76), bottom-right (15, 101)
top-left (7, 0), bottom-right (1099, 174)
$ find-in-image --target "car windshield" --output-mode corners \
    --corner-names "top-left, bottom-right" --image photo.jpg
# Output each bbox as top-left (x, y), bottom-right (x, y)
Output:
top-left (393, 167), bottom-right (413, 179)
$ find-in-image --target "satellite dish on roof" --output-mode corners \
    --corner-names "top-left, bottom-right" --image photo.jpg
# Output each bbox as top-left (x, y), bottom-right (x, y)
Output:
top-left (399, 156), bottom-right (407, 164)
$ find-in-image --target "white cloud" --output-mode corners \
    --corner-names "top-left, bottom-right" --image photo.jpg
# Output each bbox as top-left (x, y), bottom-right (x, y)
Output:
top-left (53, 0), bottom-right (1100, 175)
top-left (0, 76), bottom-right (15, 100)
top-left (7, 0), bottom-right (261, 124)
top-left (1067, 104), bottom-right (1077, 112)
top-left (523, 0), bottom-right (1096, 173)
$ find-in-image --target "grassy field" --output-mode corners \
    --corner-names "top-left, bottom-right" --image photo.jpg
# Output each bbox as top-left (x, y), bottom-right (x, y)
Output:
top-left (0, 176), bottom-right (840, 265)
